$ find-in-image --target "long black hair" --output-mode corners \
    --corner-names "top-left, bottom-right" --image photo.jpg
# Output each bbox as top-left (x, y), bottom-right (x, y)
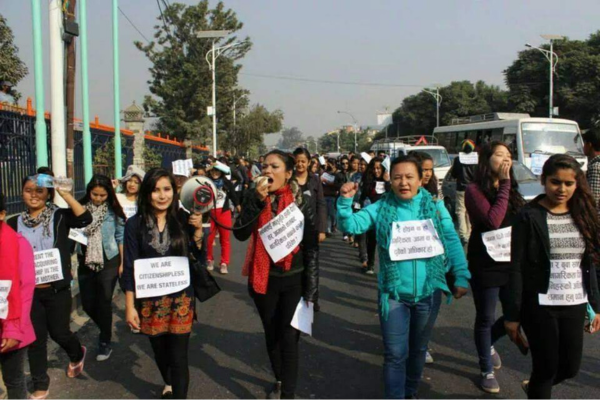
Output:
top-left (138, 168), bottom-right (188, 256)
top-left (408, 151), bottom-right (438, 197)
top-left (79, 174), bottom-right (126, 219)
top-left (473, 141), bottom-right (525, 213)
top-left (542, 154), bottom-right (600, 263)
top-left (361, 157), bottom-right (384, 193)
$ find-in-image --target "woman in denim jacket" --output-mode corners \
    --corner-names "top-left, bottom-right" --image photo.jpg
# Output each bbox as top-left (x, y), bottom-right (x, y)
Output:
top-left (77, 175), bottom-right (125, 362)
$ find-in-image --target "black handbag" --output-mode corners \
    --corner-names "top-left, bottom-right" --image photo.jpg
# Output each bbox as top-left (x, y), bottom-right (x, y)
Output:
top-left (190, 259), bottom-right (221, 302)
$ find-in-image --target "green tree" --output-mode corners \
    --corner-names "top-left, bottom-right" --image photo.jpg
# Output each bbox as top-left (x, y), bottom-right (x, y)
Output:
top-left (226, 103), bottom-right (283, 155)
top-left (505, 32), bottom-right (600, 128)
top-left (0, 14), bottom-right (28, 102)
top-left (136, 1), bottom-right (252, 142)
top-left (277, 127), bottom-right (304, 150)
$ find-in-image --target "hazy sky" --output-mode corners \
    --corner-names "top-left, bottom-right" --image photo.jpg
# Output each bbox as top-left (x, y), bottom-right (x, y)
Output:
top-left (3, 0), bottom-right (600, 145)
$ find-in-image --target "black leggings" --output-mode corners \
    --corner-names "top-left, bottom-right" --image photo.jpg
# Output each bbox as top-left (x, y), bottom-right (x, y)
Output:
top-left (521, 295), bottom-right (586, 399)
top-left (251, 273), bottom-right (302, 399)
top-left (149, 333), bottom-right (190, 399)
top-left (366, 229), bottom-right (377, 268)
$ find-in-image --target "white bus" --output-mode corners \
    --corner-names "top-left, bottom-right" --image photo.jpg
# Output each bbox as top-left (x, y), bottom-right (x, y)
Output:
top-left (432, 113), bottom-right (586, 174)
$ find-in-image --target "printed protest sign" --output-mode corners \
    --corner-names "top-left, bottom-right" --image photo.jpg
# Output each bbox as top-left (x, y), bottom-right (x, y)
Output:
top-left (259, 202), bottom-right (305, 263)
top-left (481, 226), bottom-right (511, 262)
top-left (34, 249), bottom-right (64, 285)
top-left (291, 298), bottom-right (314, 336)
top-left (321, 173), bottom-right (335, 184)
top-left (539, 259), bottom-right (588, 306)
top-left (0, 281), bottom-right (12, 319)
top-left (375, 181), bottom-right (386, 194)
top-left (68, 228), bottom-right (88, 246)
top-left (459, 152), bottom-right (479, 165)
top-left (389, 219), bottom-right (444, 261)
top-left (123, 206), bottom-right (137, 219)
top-left (215, 190), bottom-right (226, 209)
top-left (134, 256), bottom-right (190, 299)
top-left (530, 153), bottom-right (551, 175)
top-left (172, 159), bottom-right (194, 177)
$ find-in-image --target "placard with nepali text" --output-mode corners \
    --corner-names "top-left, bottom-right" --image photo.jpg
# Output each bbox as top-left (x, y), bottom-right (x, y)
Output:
top-left (459, 152), bottom-right (479, 165)
top-left (481, 226), bottom-right (511, 262)
top-left (389, 219), bottom-right (444, 261)
top-left (259, 202), bottom-right (305, 263)
top-left (0, 281), bottom-right (12, 319)
top-left (538, 259), bottom-right (588, 306)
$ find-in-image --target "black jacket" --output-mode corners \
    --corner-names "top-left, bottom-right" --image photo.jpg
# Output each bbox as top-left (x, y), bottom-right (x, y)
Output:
top-left (322, 170), bottom-right (346, 198)
top-left (233, 189), bottom-right (319, 302)
top-left (8, 208), bottom-right (93, 291)
top-left (296, 173), bottom-right (327, 234)
top-left (505, 197), bottom-right (600, 322)
top-left (451, 156), bottom-right (476, 191)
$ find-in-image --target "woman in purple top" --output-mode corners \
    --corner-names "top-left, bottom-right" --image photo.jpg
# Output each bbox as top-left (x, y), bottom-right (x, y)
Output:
top-left (465, 141), bottom-right (525, 394)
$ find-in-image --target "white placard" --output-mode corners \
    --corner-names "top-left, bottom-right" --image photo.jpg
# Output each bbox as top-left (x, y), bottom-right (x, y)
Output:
top-left (291, 298), bottom-right (314, 336)
top-left (382, 156), bottom-right (391, 171)
top-left (172, 159), bottom-right (193, 177)
top-left (375, 181), bottom-right (386, 194)
top-left (318, 156), bottom-right (326, 166)
top-left (123, 206), bottom-right (137, 219)
top-left (360, 152), bottom-right (372, 164)
top-left (459, 152), bottom-right (479, 165)
top-left (530, 153), bottom-right (551, 175)
top-left (353, 201), bottom-right (362, 210)
top-left (68, 228), bottom-right (88, 246)
top-left (481, 227), bottom-right (511, 262)
top-left (134, 256), bottom-right (191, 299)
top-left (259, 202), bottom-right (305, 263)
top-left (321, 172), bottom-right (335, 184)
top-left (389, 219), bottom-right (445, 261)
top-left (0, 280), bottom-right (12, 319)
top-left (539, 259), bottom-right (588, 306)
top-left (34, 249), bottom-right (64, 285)
top-left (215, 190), bottom-right (226, 209)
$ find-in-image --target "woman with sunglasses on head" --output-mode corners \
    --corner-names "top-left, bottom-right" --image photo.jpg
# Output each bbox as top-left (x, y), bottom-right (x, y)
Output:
top-left (77, 175), bottom-right (126, 362)
top-left (505, 154), bottom-right (600, 399)
top-left (122, 168), bottom-right (205, 399)
top-left (465, 142), bottom-right (526, 394)
top-left (7, 169), bottom-right (91, 399)
top-left (0, 193), bottom-right (36, 399)
top-left (234, 150), bottom-right (319, 399)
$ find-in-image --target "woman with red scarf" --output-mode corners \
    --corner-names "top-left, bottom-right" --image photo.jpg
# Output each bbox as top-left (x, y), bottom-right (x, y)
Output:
top-left (234, 150), bottom-right (319, 400)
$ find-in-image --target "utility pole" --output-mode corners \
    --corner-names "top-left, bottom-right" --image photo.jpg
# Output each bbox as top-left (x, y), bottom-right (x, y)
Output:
top-left (31, 0), bottom-right (48, 168)
top-left (112, 0), bottom-right (122, 178)
top-left (65, 0), bottom-right (78, 180)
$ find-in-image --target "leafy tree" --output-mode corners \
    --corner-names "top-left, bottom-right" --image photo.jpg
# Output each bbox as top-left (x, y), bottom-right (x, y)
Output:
top-left (225, 103), bottom-right (283, 155)
top-left (143, 147), bottom-right (163, 169)
top-left (277, 127), bottom-right (304, 150)
top-left (505, 32), bottom-right (600, 128)
top-left (318, 129), bottom-right (373, 153)
top-left (136, 1), bottom-right (252, 142)
top-left (0, 14), bottom-right (28, 102)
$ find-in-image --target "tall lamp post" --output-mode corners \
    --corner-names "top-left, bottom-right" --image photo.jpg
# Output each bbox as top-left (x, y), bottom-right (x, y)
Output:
top-left (423, 86), bottom-right (442, 127)
top-left (337, 110), bottom-right (359, 153)
top-left (526, 34), bottom-right (563, 119)
top-left (196, 30), bottom-right (242, 156)
top-left (233, 91), bottom-right (246, 154)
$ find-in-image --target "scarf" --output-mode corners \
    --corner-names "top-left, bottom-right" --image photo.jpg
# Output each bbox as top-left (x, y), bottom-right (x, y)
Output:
top-left (213, 178), bottom-right (224, 190)
top-left (83, 203), bottom-right (108, 271)
top-left (375, 189), bottom-right (449, 319)
top-left (20, 204), bottom-right (57, 238)
top-left (0, 223), bottom-right (22, 321)
top-left (242, 183), bottom-right (301, 295)
top-left (148, 217), bottom-right (171, 256)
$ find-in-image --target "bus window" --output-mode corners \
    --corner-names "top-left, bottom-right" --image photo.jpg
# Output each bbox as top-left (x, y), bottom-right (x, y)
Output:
top-left (491, 128), bottom-right (503, 142)
top-left (503, 133), bottom-right (517, 159)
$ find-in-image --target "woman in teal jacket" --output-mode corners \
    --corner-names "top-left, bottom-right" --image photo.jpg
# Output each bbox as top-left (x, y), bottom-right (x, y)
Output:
top-left (337, 155), bottom-right (470, 399)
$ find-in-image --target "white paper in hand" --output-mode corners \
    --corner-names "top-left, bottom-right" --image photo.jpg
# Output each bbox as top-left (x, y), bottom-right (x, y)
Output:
top-left (290, 298), bottom-right (314, 336)
top-left (68, 228), bottom-right (88, 246)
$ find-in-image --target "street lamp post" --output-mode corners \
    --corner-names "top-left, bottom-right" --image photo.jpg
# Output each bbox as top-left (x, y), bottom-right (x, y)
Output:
top-left (525, 34), bottom-right (563, 119)
top-left (337, 110), bottom-right (359, 153)
top-left (423, 87), bottom-right (442, 127)
top-left (233, 91), bottom-right (246, 154)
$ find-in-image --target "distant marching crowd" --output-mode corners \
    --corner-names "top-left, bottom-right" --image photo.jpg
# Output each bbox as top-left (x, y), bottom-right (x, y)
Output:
top-left (1, 125), bottom-right (600, 399)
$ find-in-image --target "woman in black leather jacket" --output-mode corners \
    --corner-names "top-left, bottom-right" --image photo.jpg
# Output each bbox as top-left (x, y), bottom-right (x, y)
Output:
top-left (234, 150), bottom-right (318, 400)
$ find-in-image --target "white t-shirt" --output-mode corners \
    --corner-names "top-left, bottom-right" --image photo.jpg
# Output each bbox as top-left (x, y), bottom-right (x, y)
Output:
top-left (117, 193), bottom-right (138, 219)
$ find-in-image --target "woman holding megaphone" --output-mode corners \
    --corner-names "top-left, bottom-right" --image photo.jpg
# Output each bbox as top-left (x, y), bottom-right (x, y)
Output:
top-left (234, 150), bottom-right (319, 400)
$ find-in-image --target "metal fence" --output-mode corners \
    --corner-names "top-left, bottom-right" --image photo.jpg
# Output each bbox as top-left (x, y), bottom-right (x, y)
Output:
top-left (0, 109), bottom-right (208, 215)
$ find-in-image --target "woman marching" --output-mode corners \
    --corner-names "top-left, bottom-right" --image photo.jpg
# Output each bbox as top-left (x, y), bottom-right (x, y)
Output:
top-left (505, 154), bottom-right (600, 399)
top-left (358, 157), bottom-right (390, 275)
top-left (77, 175), bottom-right (126, 361)
top-left (207, 162), bottom-right (240, 274)
top-left (116, 165), bottom-right (145, 219)
top-left (0, 193), bottom-right (36, 399)
top-left (122, 168), bottom-right (205, 399)
top-left (7, 170), bottom-right (91, 399)
top-left (464, 141), bottom-right (526, 393)
top-left (234, 150), bottom-right (319, 399)
top-left (409, 151), bottom-right (439, 199)
top-left (337, 155), bottom-right (470, 399)
top-left (293, 147), bottom-right (327, 243)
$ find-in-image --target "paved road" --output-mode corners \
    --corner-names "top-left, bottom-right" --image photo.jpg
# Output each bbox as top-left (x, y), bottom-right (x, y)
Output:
top-left (14, 233), bottom-right (600, 399)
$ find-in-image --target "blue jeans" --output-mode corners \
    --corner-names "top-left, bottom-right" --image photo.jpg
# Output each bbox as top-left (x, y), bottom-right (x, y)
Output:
top-left (380, 293), bottom-right (438, 399)
top-left (471, 282), bottom-right (508, 374)
top-left (325, 196), bottom-right (337, 233)
top-left (422, 290), bottom-right (443, 357)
